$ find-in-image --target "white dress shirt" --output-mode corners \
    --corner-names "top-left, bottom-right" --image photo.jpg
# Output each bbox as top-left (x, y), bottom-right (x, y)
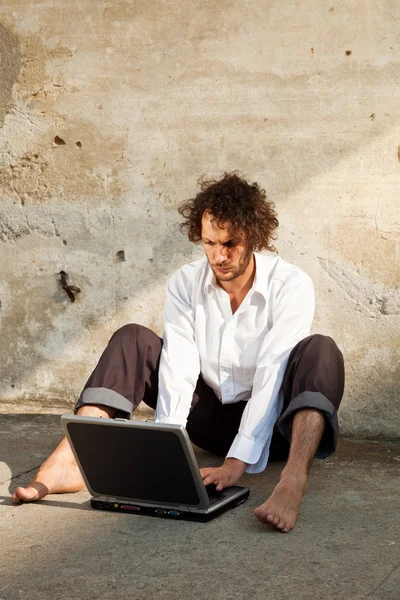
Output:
top-left (155, 252), bottom-right (315, 473)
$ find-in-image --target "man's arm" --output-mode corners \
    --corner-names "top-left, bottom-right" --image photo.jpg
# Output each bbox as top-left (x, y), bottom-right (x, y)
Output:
top-left (155, 268), bottom-right (200, 426)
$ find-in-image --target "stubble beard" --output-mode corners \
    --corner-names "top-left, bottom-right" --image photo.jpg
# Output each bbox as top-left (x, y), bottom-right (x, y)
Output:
top-left (213, 246), bottom-right (253, 283)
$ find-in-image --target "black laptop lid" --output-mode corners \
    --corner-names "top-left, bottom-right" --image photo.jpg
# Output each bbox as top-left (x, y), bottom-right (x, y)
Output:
top-left (66, 421), bottom-right (201, 506)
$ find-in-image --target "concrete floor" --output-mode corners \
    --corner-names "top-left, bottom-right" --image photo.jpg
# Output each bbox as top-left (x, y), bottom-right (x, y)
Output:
top-left (1, 413), bottom-right (399, 600)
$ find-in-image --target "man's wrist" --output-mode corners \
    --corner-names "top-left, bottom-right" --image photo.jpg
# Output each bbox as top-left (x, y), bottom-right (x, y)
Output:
top-left (224, 457), bottom-right (248, 473)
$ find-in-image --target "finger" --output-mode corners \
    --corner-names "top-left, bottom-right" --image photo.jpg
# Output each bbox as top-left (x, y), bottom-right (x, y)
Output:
top-left (202, 473), bottom-right (219, 487)
top-left (199, 468), bottom-right (215, 480)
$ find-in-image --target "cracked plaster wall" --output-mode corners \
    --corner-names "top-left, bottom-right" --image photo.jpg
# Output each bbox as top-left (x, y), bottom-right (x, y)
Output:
top-left (0, 1), bottom-right (399, 439)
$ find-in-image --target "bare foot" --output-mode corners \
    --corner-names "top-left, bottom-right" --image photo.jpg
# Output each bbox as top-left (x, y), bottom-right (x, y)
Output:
top-left (12, 435), bottom-right (84, 504)
top-left (253, 471), bottom-right (308, 533)
top-left (12, 461), bottom-right (84, 504)
top-left (11, 405), bottom-right (116, 504)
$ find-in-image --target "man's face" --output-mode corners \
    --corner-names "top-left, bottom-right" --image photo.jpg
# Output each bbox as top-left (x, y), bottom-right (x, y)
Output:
top-left (201, 212), bottom-right (253, 283)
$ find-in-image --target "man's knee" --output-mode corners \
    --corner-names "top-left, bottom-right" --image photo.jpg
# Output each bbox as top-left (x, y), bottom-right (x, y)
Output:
top-left (304, 333), bottom-right (336, 348)
top-left (299, 334), bottom-right (343, 361)
top-left (76, 404), bottom-right (116, 418)
top-left (110, 323), bottom-right (159, 345)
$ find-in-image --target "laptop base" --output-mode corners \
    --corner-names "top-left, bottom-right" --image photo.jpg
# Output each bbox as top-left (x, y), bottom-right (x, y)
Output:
top-left (91, 489), bottom-right (250, 523)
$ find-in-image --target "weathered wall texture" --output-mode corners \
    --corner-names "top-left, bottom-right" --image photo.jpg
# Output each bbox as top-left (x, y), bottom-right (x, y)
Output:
top-left (0, 1), bottom-right (399, 438)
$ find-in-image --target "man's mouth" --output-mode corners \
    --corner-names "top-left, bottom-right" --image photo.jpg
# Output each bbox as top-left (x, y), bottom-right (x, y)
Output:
top-left (214, 266), bottom-right (231, 272)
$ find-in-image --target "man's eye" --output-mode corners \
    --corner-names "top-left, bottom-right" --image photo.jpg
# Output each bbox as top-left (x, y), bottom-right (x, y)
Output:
top-left (206, 242), bottom-right (214, 246)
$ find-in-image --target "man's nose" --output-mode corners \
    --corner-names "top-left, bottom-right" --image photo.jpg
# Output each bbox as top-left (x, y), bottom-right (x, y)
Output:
top-left (215, 245), bottom-right (227, 263)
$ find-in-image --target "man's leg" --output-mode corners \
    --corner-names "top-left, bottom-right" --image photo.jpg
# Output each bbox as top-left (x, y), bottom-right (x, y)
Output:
top-left (253, 408), bottom-right (324, 532)
top-left (254, 334), bottom-right (345, 532)
top-left (12, 324), bottom-right (162, 504)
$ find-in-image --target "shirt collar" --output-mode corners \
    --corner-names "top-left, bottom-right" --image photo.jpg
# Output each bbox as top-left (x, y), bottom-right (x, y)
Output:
top-left (204, 261), bottom-right (217, 293)
top-left (203, 252), bottom-right (271, 300)
top-left (252, 252), bottom-right (271, 300)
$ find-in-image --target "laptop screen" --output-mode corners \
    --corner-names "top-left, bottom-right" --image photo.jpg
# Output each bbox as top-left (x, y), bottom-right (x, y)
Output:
top-left (67, 422), bottom-right (201, 506)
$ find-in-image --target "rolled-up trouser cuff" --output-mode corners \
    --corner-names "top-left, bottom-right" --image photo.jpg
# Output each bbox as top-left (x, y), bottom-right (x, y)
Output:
top-left (74, 387), bottom-right (133, 419)
top-left (276, 391), bottom-right (338, 459)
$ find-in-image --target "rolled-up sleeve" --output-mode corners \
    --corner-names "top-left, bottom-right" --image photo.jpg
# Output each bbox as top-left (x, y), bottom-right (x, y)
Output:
top-left (226, 274), bottom-right (315, 473)
top-left (154, 269), bottom-right (200, 426)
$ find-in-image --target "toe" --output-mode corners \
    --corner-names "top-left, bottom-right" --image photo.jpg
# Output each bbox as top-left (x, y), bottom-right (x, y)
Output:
top-left (15, 483), bottom-right (47, 502)
top-left (281, 519), bottom-right (294, 533)
top-left (266, 513), bottom-right (276, 523)
top-left (253, 506), bottom-right (266, 522)
top-left (15, 486), bottom-right (39, 502)
top-left (12, 491), bottom-right (21, 504)
top-left (253, 505), bottom-right (265, 517)
top-left (272, 515), bottom-right (280, 525)
top-left (276, 518), bottom-right (287, 530)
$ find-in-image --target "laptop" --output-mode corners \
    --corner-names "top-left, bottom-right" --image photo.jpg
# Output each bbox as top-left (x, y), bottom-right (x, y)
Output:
top-left (61, 415), bottom-right (250, 522)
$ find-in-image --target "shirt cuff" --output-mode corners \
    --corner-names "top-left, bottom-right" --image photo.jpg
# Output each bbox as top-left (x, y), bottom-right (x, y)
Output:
top-left (154, 414), bottom-right (188, 427)
top-left (226, 432), bottom-right (267, 471)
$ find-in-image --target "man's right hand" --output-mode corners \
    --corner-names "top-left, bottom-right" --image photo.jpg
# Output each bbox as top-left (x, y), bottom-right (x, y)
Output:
top-left (200, 457), bottom-right (247, 491)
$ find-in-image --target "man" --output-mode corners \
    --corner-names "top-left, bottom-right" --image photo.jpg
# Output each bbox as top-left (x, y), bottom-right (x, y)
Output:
top-left (13, 173), bottom-right (344, 533)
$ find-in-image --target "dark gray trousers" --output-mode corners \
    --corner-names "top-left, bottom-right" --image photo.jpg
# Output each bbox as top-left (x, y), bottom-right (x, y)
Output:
top-left (75, 325), bottom-right (345, 461)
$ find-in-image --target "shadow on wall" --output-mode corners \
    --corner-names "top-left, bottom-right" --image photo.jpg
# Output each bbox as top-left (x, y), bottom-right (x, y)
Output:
top-left (0, 112), bottom-right (398, 410)
top-left (0, 211), bottom-right (198, 405)
top-left (0, 22), bottom-right (21, 128)
top-left (339, 361), bottom-right (400, 440)
top-left (0, 98), bottom-right (396, 401)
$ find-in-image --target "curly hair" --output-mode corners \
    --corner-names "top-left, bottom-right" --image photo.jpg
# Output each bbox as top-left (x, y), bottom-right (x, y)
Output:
top-left (177, 172), bottom-right (279, 252)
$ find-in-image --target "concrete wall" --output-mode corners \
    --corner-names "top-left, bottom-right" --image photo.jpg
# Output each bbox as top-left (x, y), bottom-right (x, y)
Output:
top-left (0, 1), bottom-right (399, 438)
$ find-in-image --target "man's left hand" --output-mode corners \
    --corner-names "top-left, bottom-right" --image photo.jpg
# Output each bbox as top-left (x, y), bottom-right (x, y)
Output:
top-left (200, 458), bottom-right (248, 491)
